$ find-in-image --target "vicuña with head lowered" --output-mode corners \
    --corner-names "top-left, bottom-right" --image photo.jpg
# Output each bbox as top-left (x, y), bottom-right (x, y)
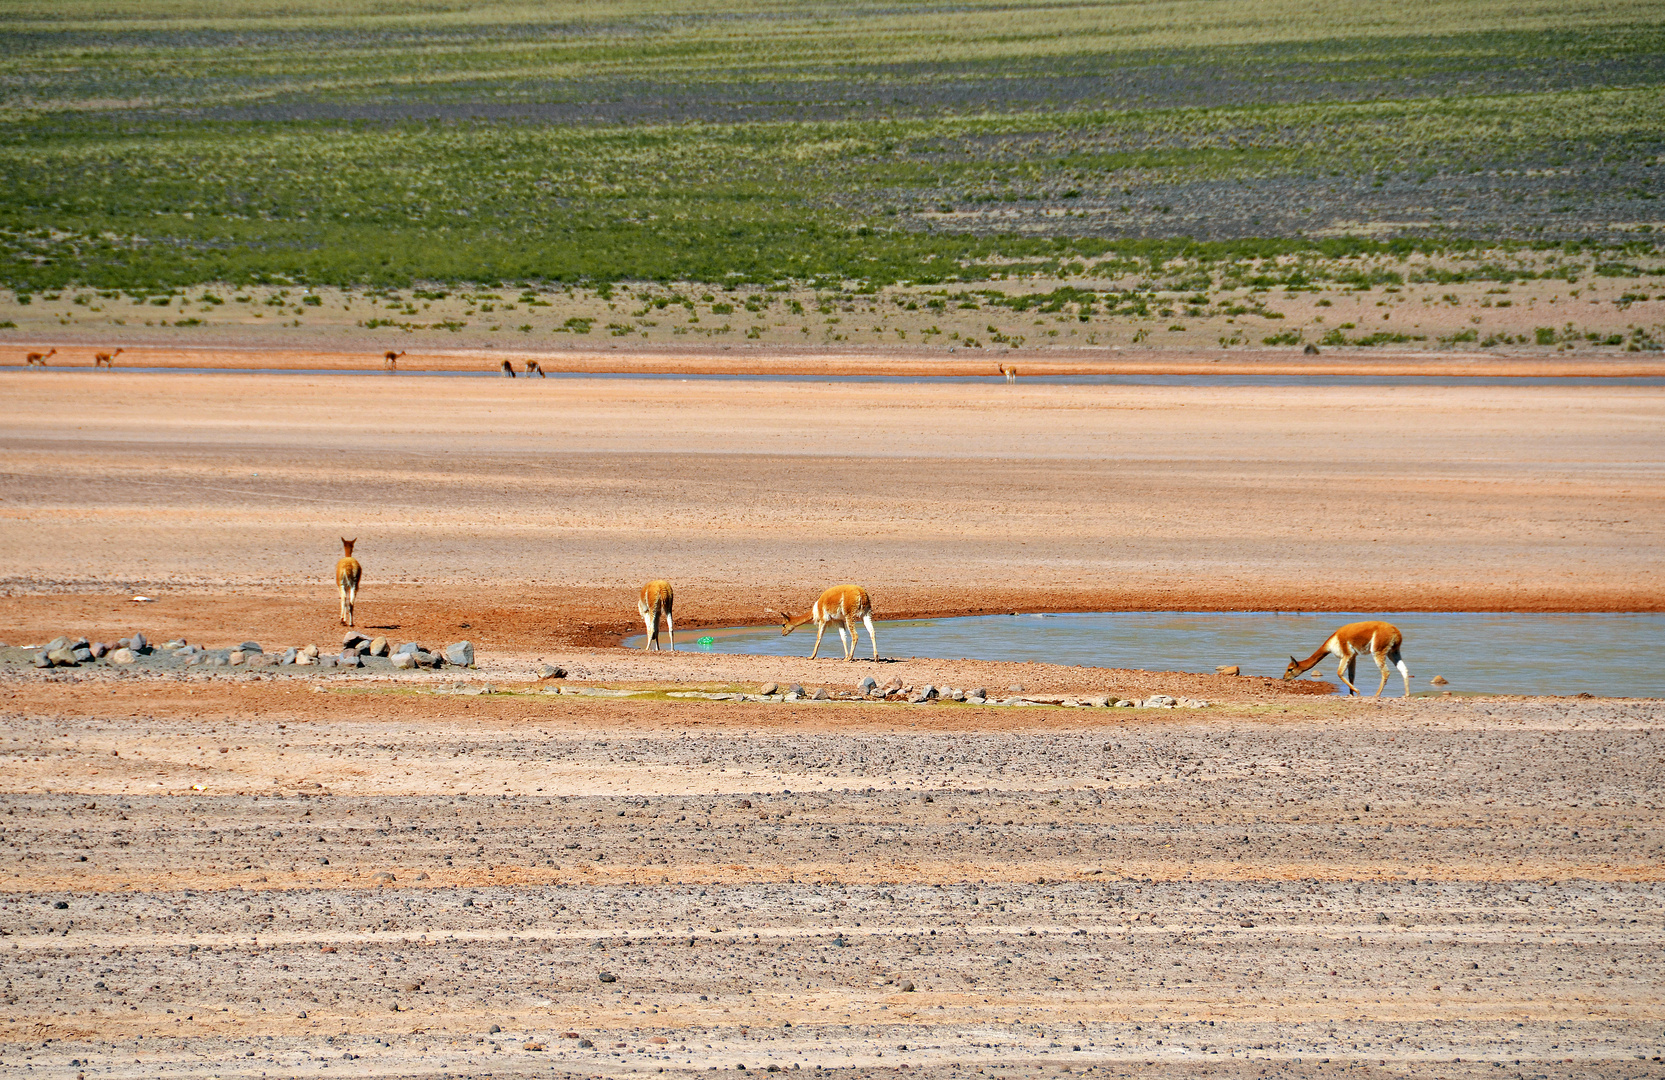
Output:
top-left (1284, 620), bottom-right (1410, 697)
top-left (781, 585), bottom-right (878, 661)
top-left (638, 579), bottom-right (675, 651)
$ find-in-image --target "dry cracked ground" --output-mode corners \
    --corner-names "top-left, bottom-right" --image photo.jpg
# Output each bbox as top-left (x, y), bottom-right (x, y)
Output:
top-left (1, 684), bottom-right (1662, 1080)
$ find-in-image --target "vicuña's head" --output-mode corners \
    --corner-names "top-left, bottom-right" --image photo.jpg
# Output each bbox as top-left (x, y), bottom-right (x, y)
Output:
top-left (1282, 656), bottom-right (1302, 681)
top-left (341, 537), bottom-right (356, 556)
top-left (779, 608), bottom-right (797, 635)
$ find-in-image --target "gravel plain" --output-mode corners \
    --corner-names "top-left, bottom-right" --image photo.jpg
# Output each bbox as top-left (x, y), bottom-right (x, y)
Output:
top-left (1, 680), bottom-right (1662, 1080)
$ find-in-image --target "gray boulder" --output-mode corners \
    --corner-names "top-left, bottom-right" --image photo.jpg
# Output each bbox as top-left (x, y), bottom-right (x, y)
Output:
top-left (129, 632), bottom-right (147, 653)
top-left (443, 641), bottom-right (474, 667)
top-left (108, 648), bottom-right (137, 665)
top-left (33, 651), bottom-right (53, 669)
top-left (229, 651), bottom-right (247, 665)
top-left (280, 647), bottom-right (298, 665)
top-left (338, 652), bottom-right (362, 668)
top-left (46, 645), bottom-right (80, 666)
top-left (391, 652), bottom-right (417, 670)
top-left (857, 675), bottom-right (878, 693)
top-left (46, 636), bottom-right (72, 653)
top-left (71, 647), bottom-right (93, 663)
top-left (240, 641), bottom-right (263, 653)
top-left (537, 664), bottom-right (566, 680)
top-left (394, 642), bottom-right (421, 657)
top-left (90, 642), bottom-right (109, 659)
top-left (343, 631), bottom-right (367, 649)
top-left (810, 687), bottom-right (830, 701)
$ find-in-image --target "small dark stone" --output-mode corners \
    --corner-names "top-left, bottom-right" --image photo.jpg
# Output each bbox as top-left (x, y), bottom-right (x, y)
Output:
top-left (489, 1025), bottom-right (501, 1034)
top-left (598, 972), bottom-right (617, 983)
top-left (54, 900), bottom-right (69, 909)
top-left (578, 1039), bottom-right (594, 1048)
top-left (240, 641), bottom-right (263, 653)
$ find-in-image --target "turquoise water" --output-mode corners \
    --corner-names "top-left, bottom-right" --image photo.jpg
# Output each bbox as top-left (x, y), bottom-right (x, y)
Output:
top-left (625, 611), bottom-right (1665, 698)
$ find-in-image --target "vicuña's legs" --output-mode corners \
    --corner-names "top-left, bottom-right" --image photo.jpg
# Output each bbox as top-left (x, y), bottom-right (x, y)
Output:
top-left (339, 582), bottom-right (356, 627)
top-left (841, 619), bottom-right (858, 661)
top-left (665, 613), bottom-right (674, 652)
top-left (862, 613), bottom-right (878, 660)
top-left (1337, 655), bottom-right (1360, 695)
top-left (1391, 648), bottom-right (1411, 697)
top-left (809, 624), bottom-right (825, 659)
top-left (1371, 652), bottom-right (1394, 697)
top-left (642, 611), bottom-right (657, 650)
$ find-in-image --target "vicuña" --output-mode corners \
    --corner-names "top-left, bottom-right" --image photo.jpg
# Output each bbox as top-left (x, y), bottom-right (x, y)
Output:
top-left (781, 585), bottom-right (878, 661)
top-left (638, 580), bottom-right (675, 651)
top-left (335, 538), bottom-right (362, 627)
top-left (1284, 620), bottom-right (1410, 697)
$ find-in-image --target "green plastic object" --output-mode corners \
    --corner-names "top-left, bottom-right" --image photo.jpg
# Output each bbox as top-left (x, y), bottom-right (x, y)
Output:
top-left (698, 635), bottom-right (714, 646)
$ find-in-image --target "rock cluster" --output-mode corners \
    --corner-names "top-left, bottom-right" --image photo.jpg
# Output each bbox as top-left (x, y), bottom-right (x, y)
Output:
top-left (13, 630), bottom-right (476, 673)
top-left (660, 683), bottom-right (1208, 708)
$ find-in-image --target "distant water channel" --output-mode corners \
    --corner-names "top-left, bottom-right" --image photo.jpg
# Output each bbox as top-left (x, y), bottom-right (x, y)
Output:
top-left (625, 611), bottom-right (1665, 698)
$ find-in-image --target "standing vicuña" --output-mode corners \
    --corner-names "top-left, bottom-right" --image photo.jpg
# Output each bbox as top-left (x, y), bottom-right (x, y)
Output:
top-left (25, 348), bottom-right (56, 366)
top-left (94, 348), bottom-right (122, 368)
top-left (998, 362), bottom-right (1016, 381)
top-left (781, 585), bottom-right (878, 661)
top-left (638, 579), bottom-right (674, 651)
top-left (384, 350), bottom-right (404, 371)
top-left (526, 360), bottom-right (546, 377)
top-left (1284, 620), bottom-right (1410, 697)
top-left (335, 538), bottom-right (362, 627)
top-left (499, 359), bottom-right (516, 378)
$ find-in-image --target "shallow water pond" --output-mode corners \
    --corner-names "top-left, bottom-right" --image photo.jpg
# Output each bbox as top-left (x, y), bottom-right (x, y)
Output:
top-left (626, 611), bottom-right (1665, 698)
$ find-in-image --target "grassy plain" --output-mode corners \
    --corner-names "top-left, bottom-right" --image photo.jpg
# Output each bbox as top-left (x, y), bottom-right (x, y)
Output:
top-left (1, 0), bottom-right (1662, 301)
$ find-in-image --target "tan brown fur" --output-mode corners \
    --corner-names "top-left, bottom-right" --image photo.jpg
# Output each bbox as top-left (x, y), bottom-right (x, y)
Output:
top-left (638, 579), bottom-right (675, 651)
top-left (25, 348), bottom-right (55, 367)
top-left (500, 359), bottom-right (516, 378)
top-left (1284, 620), bottom-right (1410, 697)
top-left (998, 363), bottom-right (1016, 382)
top-left (383, 350), bottom-right (404, 371)
top-left (94, 348), bottom-right (122, 368)
top-left (334, 538), bottom-right (362, 627)
top-left (782, 584), bottom-right (878, 661)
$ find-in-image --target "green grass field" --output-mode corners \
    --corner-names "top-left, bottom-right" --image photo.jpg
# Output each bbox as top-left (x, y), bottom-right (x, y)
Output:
top-left (1, 0), bottom-right (1662, 293)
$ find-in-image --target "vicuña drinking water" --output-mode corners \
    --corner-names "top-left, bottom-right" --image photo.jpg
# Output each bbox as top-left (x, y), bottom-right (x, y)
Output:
top-left (638, 579), bottom-right (675, 651)
top-left (1284, 620), bottom-right (1410, 697)
top-left (781, 585), bottom-right (878, 661)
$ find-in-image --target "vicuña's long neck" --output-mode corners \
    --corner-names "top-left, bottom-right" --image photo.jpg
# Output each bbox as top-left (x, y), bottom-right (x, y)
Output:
top-left (1293, 645), bottom-right (1330, 674)
top-left (785, 609), bottom-right (816, 631)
